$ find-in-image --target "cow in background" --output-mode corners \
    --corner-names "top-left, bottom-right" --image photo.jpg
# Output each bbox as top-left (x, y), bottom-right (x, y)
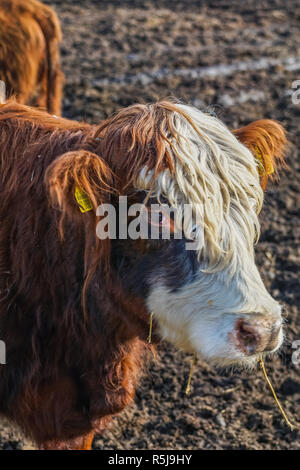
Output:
top-left (0, 0), bottom-right (63, 115)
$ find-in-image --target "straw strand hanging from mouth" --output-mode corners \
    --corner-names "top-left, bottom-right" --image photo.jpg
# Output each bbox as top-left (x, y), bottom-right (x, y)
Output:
top-left (258, 357), bottom-right (298, 431)
top-left (186, 354), bottom-right (197, 395)
top-left (148, 312), bottom-right (154, 344)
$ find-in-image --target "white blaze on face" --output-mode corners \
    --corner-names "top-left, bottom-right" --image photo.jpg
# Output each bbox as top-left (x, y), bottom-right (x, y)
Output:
top-left (136, 103), bottom-right (283, 367)
top-left (146, 261), bottom-right (282, 368)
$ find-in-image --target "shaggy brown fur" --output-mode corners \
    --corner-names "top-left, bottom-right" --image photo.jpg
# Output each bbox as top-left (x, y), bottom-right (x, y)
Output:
top-left (0, 100), bottom-right (286, 449)
top-left (0, 100), bottom-right (155, 449)
top-left (0, 0), bottom-right (63, 115)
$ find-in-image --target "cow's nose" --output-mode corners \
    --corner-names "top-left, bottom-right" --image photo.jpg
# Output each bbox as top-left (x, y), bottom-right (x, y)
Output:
top-left (234, 316), bottom-right (282, 356)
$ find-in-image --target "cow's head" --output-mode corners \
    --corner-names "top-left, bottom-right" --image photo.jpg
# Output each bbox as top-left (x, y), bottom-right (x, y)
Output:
top-left (47, 101), bottom-right (287, 369)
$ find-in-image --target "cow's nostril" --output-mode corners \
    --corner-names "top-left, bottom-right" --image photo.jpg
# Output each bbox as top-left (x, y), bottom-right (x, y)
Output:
top-left (235, 318), bottom-right (260, 355)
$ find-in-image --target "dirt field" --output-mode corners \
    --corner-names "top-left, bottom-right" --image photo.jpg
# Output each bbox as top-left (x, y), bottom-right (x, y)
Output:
top-left (0, 0), bottom-right (299, 450)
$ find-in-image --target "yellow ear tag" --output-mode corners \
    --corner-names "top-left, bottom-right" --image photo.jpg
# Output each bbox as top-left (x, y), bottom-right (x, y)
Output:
top-left (75, 187), bottom-right (93, 213)
top-left (255, 147), bottom-right (274, 176)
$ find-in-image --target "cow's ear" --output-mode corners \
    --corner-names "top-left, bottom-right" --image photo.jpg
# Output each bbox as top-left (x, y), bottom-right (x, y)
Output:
top-left (46, 150), bottom-right (115, 315)
top-left (45, 150), bottom-right (114, 236)
top-left (233, 120), bottom-right (287, 190)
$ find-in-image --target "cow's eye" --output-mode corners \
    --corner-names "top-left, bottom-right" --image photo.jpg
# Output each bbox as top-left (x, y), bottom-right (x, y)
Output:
top-left (158, 212), bottom-right (169, 226)
top-left (147, 206), bottom-right (175, 232)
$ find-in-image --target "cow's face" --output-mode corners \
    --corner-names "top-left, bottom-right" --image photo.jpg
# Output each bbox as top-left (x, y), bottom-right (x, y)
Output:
top-left (104, 102), bottom-right (286, 368)
top-left (48, 101), bottom-right (287, 369)
top-left (114, 232), bottom-right (283, 369)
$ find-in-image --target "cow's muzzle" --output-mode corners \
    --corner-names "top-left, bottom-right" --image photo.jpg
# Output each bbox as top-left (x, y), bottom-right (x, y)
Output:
top-left (233, 314), bottom-right (283, 356)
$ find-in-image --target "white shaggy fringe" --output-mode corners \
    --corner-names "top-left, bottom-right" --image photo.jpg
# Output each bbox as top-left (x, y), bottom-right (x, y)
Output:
top-left (135, 103), bottom-right (264, 276)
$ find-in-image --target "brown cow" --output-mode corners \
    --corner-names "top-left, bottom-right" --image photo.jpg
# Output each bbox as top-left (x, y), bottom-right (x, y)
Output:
top-left (0, 0), bottom-right (63, 115)
top-left (0, 99), bottom-right (286, 449)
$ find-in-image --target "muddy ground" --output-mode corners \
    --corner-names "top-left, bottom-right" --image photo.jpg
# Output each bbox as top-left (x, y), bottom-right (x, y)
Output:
top-left (0, 0), bottom-right (300, 450)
